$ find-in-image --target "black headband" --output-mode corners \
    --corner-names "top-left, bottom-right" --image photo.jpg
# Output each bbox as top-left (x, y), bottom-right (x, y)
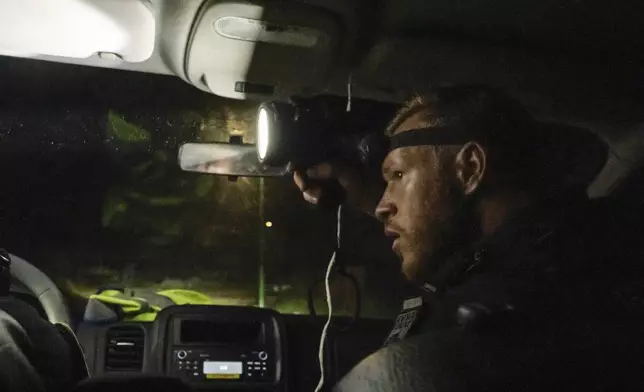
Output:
top-left (389, 127), bottom-right (476, 150)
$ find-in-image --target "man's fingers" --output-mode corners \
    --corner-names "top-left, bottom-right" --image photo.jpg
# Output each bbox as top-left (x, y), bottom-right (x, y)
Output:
top-left (294, 171), bottom-right (321, 204)
top-left (294, 161), bottom-right (347, 206)
top-left (306, 162), bottom-right (340, 179)
top-left (293, 160), bottom-right (379, 214)
top-left (303, 191), bottom-right (320, 205)
top-left (293, 171), bottom-right (307, 191)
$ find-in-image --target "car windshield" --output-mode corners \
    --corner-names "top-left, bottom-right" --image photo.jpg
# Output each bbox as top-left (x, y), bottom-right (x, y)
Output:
top-left (0, 57), bottom-right (403, 318)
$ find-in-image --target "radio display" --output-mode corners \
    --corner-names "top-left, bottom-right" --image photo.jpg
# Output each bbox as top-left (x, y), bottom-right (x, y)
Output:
top-left (179, 319), bottom-right (264, 345)
top-left (203, 361), bottom-right (243, 380)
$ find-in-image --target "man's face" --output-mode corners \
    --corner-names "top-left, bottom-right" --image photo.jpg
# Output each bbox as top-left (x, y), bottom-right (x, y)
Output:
top-left (375, 113), bottom-right (472, 281)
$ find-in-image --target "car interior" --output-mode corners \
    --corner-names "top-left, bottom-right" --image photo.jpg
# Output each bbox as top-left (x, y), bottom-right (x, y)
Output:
top-left (1, 0), bottom-right (644, 391)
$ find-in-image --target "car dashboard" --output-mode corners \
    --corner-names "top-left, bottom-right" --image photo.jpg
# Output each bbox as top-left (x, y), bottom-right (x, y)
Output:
top-left (75, 304), bottom-right (392, 391)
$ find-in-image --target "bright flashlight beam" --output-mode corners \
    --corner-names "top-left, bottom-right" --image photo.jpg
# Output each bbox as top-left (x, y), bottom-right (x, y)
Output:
top-left (265, 221), bottom-right (273, 228)
top-left (257, 108), bottom-right (269, 161)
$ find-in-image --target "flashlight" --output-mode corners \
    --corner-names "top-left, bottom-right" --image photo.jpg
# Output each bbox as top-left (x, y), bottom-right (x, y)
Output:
top-left (256, 100), bottom-right (391, 167)
top-left (255, 98), bottom-right (393, 207)
top-left (256, 101), bottom-right (297, 167)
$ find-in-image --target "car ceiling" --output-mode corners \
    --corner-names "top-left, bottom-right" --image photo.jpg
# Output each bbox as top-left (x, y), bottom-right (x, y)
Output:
top-left (0, 0), bottom-right (643, 196)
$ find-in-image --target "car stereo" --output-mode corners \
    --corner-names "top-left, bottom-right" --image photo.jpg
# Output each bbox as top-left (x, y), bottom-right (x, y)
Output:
top-left (148, 305), bottom-right (286, 391)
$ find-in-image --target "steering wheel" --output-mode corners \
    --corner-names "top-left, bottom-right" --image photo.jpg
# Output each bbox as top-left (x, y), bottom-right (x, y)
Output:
top-left (8, 253), bottom-right (71, 325)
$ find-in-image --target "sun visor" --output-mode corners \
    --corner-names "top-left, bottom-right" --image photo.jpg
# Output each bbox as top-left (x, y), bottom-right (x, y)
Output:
top-left (184, 1), bottom-right (342, 100)
top-left (0, 0), bottom-right (155, 62)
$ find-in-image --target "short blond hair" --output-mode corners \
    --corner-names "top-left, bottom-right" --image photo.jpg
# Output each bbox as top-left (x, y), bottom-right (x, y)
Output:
top-left (386, 85), bottom-right (533, 136)
top-left (386, 84), bottom-right (547, 191)
top-left (385, 94), bottom-right (429, 135)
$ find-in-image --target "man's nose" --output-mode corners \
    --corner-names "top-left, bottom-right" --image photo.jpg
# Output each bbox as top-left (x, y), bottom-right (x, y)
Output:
top-left (375, 196), bottom-right (397, 223)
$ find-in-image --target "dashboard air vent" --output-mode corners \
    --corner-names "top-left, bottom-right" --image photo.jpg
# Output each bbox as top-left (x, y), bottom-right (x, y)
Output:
top-left (105, 325), bottom-right (145, 372)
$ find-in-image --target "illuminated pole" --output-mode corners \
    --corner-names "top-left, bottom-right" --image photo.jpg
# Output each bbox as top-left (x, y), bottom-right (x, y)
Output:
top-left (258, 177), bottom-right (266, 307)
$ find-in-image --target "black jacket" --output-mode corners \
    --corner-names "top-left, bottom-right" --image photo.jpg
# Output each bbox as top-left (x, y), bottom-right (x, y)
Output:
top-left (336, 197), bottom-right (644, 392)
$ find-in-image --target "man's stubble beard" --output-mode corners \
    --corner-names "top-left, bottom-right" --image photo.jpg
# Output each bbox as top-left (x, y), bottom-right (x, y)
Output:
top-left (405, 172), bottom-right (478, 284)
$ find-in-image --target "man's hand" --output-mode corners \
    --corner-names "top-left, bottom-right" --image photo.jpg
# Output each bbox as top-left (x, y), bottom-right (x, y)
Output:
top-left (292, 162), bottom-right (383, 217)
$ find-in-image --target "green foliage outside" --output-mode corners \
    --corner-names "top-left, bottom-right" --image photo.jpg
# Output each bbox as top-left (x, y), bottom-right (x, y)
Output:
top-left (64, 105), bottom-right (372, 316)
top-left (69, 109), bottom-right (275, 308)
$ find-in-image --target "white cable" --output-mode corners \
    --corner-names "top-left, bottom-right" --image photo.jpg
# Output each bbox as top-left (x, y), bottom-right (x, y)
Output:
top-left (314, 204), bottom-right (343, 392)
top-left (346, 73), bottom-right (353, 112)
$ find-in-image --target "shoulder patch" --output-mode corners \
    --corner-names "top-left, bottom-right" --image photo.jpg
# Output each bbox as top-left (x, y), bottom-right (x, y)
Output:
top-left (384, 296), bottom-right (425, 346)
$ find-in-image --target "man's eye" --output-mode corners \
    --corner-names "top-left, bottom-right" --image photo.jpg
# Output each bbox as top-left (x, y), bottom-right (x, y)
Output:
top-left (393, 171), bottom-right (403, 179)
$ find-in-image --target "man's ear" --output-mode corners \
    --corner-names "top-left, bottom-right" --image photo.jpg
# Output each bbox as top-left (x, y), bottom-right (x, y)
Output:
top-left (454, 142), bottom-right (487, 195)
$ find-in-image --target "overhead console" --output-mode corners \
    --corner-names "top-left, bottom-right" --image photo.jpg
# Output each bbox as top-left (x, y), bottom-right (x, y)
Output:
top-left (184, 0), bottom-right (343, 100)
top-left (147, 305), bottom-right (287, 391)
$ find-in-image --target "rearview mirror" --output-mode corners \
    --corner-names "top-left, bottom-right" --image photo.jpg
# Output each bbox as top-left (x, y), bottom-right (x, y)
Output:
top-left (178, 143), bottom-right (289, 177)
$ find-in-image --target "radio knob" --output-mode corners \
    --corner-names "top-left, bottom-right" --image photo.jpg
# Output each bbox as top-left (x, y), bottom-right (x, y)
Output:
top-left (258, 351), bottom-right (268, 360)
top-left (177, 350), bottom-right (187, 360)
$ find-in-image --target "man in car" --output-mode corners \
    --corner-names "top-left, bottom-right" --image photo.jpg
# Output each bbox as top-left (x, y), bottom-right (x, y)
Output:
top-left (294, 84), bottom-right (644, 391)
